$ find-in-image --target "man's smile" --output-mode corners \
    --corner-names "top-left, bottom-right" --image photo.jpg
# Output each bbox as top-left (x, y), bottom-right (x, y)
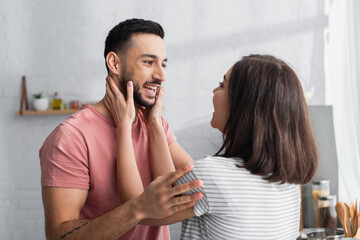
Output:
top-left (142, 83), bottom-right (160, 98)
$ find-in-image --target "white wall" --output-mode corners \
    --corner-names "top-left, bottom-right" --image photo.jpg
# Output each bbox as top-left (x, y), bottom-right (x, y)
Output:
top-left (0, 0), bottom-right (327, 239)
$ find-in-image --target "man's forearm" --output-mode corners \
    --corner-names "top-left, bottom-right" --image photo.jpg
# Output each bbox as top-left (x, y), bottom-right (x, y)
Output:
top-left (44, 165), bottom-right (202, 240)
top-left (47, 199), bottom-right (143, 240)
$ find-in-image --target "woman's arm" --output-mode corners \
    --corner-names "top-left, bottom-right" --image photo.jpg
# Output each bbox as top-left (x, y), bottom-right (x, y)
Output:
top-left (105, 78), bottom-right (203, 226)
top-left (105, 78), bottom-right (192, 201)
top-left (169, 140), bottom-right (194, 169)
top-left (141, 87), bottom-right (176, 177)
top-left (105, 79), bottom-right (143, 201)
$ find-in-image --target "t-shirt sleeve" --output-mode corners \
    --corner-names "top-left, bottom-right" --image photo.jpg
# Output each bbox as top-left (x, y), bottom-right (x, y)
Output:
top-left (39, 122), bottom-right (90, 189)
top-left (161, 117), bottom-right (176, 145)
top-left (174, 168), bottom-right (209, 217)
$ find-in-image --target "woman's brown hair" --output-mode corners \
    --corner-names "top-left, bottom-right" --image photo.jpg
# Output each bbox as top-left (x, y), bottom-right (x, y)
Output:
top-left (215, 54), bottom-right (318, 184)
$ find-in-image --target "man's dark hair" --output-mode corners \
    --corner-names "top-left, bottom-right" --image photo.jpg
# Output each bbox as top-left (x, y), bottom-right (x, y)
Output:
top-left (104, 18), bottom-right (165, 72)
top-left (215, 54), bottom-right (318, 185)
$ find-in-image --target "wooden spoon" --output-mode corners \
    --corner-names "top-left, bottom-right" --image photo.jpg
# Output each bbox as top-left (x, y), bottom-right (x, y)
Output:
top-left (351, 203), bottom-right (356, 236)
top-left (355, 215), bottom-right (358, 237)
top-left (356, 215), bottom-right (360, 237)
top-left (356, 199), bottom-right (359, 233)
top-left (345, 203), bottom-right (353, 237)
top-left (336, 202), bottom-right (349, 237)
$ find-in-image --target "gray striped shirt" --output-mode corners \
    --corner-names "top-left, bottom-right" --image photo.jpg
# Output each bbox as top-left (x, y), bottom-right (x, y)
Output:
top-left (175, 156), bottom-right (300, 240)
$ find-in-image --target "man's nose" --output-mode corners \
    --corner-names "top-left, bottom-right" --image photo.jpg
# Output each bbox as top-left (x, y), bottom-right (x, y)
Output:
top-left (153, 64), bottom-right (165, 82)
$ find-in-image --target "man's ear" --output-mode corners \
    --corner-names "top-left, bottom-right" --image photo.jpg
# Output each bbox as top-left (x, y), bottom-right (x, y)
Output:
top-left (106, 52), bottom-right (122, 75)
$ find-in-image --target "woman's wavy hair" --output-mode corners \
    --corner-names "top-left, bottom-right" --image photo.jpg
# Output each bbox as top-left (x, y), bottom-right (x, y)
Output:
top-left (215, 54), bottom-right (318, 184)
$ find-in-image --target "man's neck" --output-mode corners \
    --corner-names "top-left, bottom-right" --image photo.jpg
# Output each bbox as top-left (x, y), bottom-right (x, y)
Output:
top-left (93, 98), bottom-right (140, 122)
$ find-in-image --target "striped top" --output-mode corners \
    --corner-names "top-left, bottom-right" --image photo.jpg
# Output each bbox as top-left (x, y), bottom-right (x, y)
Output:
top-left (175, 156), bottom-right (300, 240)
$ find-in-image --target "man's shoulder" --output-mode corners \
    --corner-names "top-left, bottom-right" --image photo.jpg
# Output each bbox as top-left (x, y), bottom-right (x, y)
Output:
top-left (65, 104), bottom-right (114, 130)
top-left (65, 105), bottom-right (95, 124)
top-left (41, 106), bottom-right (104, 146)
top-left (41, 118), bottom-right (84, 150)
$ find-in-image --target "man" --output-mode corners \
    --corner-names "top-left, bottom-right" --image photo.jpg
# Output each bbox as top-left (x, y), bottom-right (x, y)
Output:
top-left (40, 19), bottom-right (198, 239)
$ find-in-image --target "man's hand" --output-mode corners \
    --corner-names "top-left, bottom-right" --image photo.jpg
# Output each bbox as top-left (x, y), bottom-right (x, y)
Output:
top-left (41, 165), bottom-right (202, 239)
top-left (135, 163), bottom-right (203, 220)
top-left (104, 76), bottom-right (135, 127)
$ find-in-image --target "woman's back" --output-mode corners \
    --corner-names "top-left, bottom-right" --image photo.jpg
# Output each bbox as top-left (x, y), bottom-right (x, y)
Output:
top-left (176, 156), bottom-right (300, 240)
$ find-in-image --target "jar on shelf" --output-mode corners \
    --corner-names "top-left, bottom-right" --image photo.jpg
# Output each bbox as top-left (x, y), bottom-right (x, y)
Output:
top-left (52, 92), bottom-right (63, 110)
top-left (318, 195), bottom-right (337, 228)
top-left (312, 180), bottom-right (330, 228)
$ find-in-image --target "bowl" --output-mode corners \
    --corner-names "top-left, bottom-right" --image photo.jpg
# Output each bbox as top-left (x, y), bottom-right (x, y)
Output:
top-left (300, 228), bottom-right (345, 240)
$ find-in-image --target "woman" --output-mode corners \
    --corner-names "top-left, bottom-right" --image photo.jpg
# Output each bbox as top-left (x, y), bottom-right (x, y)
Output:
top-left (105, 54), bottom-right (318, 239)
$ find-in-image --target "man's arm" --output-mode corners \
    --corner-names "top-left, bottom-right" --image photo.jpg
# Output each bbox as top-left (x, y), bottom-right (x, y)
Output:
top-left (42, 187), bottom-right (142, 240)
top-left (140, 207), bottom-right (196, 226)
top-left (42, 164), bottom-right (202, 240)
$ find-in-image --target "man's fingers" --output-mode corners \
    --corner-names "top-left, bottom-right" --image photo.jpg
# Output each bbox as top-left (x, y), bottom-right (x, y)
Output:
top-left (169, 192), bottom-right (203, 207)
top-left (169, 201), bottom-right (196, 214)
top-left (170, 180), bottom-right (202, 197)
top-left (163, 164), bottom-right (193, 186)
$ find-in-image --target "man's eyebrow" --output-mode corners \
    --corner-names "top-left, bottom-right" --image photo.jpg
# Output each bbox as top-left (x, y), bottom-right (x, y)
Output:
top-left (141, 54), bottom-right (168, 62)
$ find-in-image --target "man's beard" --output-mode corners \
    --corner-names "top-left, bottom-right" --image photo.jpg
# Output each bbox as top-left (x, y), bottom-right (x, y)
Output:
top-left (120, 64), bottom-right (158, 108)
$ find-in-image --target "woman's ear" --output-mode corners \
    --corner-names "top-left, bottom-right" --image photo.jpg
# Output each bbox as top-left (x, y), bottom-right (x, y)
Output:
top-left (106, 52), bottom-right (121, 75)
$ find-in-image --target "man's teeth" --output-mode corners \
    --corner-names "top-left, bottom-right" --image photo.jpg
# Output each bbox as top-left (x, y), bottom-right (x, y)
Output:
top-left (144, 86), bottom-right (157, 92)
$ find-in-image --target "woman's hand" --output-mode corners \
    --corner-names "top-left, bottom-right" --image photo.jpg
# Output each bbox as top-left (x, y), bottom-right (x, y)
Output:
top-left (104, 76), bottom-right (135, 128)
top-left (141, 87), bottom-right (164, 127)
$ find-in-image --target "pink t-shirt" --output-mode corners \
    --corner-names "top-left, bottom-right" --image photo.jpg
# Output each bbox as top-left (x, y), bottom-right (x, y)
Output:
top-left (40, 104), bottom-right (176, 240)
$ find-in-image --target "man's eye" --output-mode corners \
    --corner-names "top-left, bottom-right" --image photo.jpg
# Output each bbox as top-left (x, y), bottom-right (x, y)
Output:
top-left (162, 64), bottom-right (167, 68)
top-left (144, 60), bottom-right (153, 65)
top-left (218, 81), bottom-right (224, 87)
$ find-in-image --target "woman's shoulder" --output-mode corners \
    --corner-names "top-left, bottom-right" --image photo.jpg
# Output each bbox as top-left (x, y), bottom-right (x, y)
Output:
top-left (191, 156), bottom-right (246, 177)
top-left (194, 156), bottom-right (244, 166)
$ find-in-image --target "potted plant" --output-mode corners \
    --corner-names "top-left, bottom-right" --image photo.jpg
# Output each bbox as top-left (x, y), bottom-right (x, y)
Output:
top-left (32, 92), bottom-right (49, 111)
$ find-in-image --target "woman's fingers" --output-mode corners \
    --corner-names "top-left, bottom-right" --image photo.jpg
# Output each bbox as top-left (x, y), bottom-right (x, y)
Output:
top-left (153, 87), bottom-right (164, 116)
top-left (104, 95), bottom-right (110, 109)
top-left (156, 87), bottom-right (164, 106)
top-left (105, 81), bottom-right (113, 102)
top-left (107, 76), bottom-right (125, 103)
top-left (126, 81), bottom-right (134, 105)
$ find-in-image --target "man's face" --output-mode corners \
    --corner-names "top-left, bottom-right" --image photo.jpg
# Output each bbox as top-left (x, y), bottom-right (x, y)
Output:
top-left (119, 33), bottom-right (167, 108)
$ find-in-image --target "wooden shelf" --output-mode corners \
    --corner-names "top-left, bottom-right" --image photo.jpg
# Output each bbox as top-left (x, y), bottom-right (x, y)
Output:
top-left (16, 109), bottom-right (78, 116)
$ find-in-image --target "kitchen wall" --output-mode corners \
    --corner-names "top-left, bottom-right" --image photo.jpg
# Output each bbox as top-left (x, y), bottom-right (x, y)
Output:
top-left (0, 0), bottom-right (328, 239)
